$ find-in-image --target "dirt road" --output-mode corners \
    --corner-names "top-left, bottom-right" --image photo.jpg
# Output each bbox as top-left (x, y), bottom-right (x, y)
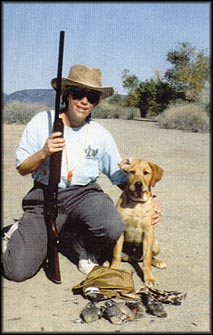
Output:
top-left (2, 119), bottom-right (210, 332)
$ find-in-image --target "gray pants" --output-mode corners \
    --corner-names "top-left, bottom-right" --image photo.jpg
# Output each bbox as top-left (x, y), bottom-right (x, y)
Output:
top-left (2, 182), bottom-right (125, 282)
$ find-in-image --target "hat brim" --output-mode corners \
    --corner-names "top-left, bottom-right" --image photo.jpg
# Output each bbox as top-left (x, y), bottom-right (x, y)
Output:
top-left (51, 78), bottom-right (114, 100)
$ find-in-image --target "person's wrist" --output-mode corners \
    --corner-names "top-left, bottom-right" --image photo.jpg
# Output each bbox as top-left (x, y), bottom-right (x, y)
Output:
top-left (40, 148), bottom-right (49, 160)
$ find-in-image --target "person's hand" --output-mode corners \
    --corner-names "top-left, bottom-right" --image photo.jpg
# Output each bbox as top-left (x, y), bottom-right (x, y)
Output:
top-left (43, 132), bottom-right (65, 157)
top-left (151, 196), bottom-right (161, 228)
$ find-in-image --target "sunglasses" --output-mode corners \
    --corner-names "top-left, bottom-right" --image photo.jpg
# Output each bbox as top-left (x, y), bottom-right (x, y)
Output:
top-left (70, 87), bottom-right (101, 105)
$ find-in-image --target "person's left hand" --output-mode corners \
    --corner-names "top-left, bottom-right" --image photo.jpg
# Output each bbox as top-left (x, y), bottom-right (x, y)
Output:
top-left (151, 196), bottom-right (161, 228)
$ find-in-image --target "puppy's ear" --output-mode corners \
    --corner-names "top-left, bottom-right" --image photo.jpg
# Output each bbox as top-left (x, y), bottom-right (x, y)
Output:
top-left (148, 161), bottom-right (164, 187)
top-left (118, 158), bottom-right (133, 172)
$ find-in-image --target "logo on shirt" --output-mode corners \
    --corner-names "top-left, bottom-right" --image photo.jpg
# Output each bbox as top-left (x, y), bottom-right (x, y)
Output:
top-left (85, 145), bottom-right (98, 159)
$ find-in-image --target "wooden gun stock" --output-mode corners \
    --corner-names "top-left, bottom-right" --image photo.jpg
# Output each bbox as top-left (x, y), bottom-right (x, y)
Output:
top-left (44, 215), bottom-right (61, 283)
top-left (44, 31), bottom-right (65, 284)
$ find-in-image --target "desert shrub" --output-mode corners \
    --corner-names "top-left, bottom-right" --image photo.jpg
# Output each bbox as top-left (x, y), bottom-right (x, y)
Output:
top-left (197, 90), bottom-right (210, 114)
top-left (92, 103), bottom-right (140, 120)
top-left (3, 101), bottom-right (50, 124)
top-left (119, 107), bottom-right (141, 120)
top-left (157, 102), bottom-right (210, 133)
top-left (91, 104), bottom-right (110, 118)
top-left (3, 100), bottom-right (141, 123)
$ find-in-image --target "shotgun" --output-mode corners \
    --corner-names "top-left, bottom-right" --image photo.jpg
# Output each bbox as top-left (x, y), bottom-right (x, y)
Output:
top-left (43, 31), bottom-right (65, 283)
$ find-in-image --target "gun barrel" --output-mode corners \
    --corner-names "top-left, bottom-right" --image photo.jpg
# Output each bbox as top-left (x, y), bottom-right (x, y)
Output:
top-left (54, 31), bottom-right (65, 121)
top-left (44, 31), bottom-right (65, 284)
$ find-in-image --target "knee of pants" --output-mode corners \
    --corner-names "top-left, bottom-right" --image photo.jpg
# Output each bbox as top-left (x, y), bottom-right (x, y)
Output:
top-left (108, 222), bottom-right (125, 242)
top-left (2, 264), bottom-right (34, 282)
top-left (97, 216), bottom-right (125, 243)
top-left (2, 243), bottom-right (47, 282)
top-left (2, 211), bottom-right (48, 282)
top-left (2, 229), bottom-right (47, 282)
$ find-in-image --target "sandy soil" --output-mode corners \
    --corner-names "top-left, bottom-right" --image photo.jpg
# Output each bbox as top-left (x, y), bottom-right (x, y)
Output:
top-left (2, 119), bottom-right (210, 333)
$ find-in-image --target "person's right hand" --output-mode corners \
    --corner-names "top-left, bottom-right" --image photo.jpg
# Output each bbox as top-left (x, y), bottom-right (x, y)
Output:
top-left (151, 196), bottom-right (161, 228)
top-left (43, 132), bottom-right (65, 156)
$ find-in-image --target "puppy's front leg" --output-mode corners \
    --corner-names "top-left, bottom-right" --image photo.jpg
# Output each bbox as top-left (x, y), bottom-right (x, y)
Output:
top-left (110, 233), bottom-right (124, 269)
top-left (142, 230), bottom-right (159, 286)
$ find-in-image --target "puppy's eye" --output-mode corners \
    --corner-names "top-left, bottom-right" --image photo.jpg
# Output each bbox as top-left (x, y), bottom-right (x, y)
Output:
top-left (143, 171), bottom-right (149, 175)
top-left (129, 170), bottom-right (135, 175)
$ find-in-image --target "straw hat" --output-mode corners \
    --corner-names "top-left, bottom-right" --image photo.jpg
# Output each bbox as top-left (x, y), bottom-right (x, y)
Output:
top-left (51, 64), bottom-right (114, 99)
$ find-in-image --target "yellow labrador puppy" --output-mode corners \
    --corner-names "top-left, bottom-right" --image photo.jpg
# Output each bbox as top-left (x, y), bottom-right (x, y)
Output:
top-left (111, 158), bottom-right (166, 286)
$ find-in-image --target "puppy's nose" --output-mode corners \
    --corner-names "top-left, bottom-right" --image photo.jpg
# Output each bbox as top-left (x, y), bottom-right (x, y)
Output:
top-left (135, 182), bottom-right (142, 191)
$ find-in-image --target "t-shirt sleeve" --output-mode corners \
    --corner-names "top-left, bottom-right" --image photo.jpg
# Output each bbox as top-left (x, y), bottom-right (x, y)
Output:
top-left (98, 131), bottom-right (127, 185)
top-left (16, 111), bottom-right (49, 168)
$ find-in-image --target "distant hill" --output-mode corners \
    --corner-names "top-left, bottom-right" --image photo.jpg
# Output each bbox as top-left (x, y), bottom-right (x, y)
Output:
top-left (3, 89), bottom-right (55, 107)
top-left (3, 89), bottom-right (127, 107)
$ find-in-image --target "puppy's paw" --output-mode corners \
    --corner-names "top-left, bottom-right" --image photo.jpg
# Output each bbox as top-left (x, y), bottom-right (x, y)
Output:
top-left (151, 257), bottom-right (167, 269)
top-left (144, 274), bottom-right (159, 287)
top-left (145, 280), bottom-right (159, 288)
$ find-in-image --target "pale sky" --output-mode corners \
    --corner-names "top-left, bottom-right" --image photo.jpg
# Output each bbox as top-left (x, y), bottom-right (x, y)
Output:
top-left (3, 1), bottom-right (210, 95)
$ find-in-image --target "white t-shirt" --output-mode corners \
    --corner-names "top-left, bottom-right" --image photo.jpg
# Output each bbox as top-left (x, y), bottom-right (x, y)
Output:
top-left (16, 110), bottom-right (127, 188)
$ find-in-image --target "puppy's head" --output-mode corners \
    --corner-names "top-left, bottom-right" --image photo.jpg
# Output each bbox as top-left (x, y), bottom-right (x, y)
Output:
top-left (119, 158), bottom-right (164, 202)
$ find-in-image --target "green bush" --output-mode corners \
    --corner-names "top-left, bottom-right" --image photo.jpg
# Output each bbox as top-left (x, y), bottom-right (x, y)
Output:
top-left (157, 102), bottom-right (210, 133)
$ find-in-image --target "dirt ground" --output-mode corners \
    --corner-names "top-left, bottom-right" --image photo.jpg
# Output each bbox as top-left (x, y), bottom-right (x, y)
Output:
top-left (2, 119), bottom-right (210, 333)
